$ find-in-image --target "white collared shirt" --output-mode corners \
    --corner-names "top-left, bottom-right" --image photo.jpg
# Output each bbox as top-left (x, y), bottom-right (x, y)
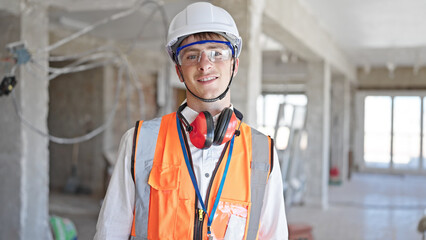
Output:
top-left (94, 106), bottom-right (289, 240)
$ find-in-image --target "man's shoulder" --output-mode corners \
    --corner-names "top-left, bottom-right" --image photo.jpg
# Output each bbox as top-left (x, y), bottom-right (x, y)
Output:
top-left (241, 123), bottom-right (270, 138)
top-left (131, 112), bottom-right (177, 134)
top-left (137, 112), bottom-right (176, 124)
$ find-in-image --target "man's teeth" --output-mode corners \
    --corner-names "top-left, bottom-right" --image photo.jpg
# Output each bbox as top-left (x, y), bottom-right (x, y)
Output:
top-left (199, 77), bottom-right (216, 82)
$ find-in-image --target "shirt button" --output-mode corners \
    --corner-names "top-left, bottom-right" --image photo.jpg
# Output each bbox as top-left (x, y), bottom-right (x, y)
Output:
top-left (205, 173), bottom-right (210, 178)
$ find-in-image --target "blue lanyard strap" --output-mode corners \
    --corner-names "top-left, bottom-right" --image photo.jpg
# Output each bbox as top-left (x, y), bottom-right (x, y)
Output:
top-left (207, 135), bottom-right (234, 233)
top-left (176, 114), bottom-right (207, 211)
top-left (176, 114), bottom-right (235, 235)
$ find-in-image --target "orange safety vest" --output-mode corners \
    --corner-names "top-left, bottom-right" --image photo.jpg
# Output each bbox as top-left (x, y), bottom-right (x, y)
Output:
top-left (130, 112), bottom-right (273, 240)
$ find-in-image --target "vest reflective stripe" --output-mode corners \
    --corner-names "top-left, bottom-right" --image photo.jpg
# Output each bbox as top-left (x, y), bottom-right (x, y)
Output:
top-left (130, 113), bottom-right (272, 239)
top-left (247, 128), bottom-right (271, 240)
top-left (131, 117), bottom-right (162, 239)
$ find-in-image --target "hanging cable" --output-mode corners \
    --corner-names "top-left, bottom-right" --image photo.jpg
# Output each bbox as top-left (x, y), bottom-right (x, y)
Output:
top-left (18, 51), bottom-right (147, 144)
top-left (125, 1), bottom-right (167, 54)
top-left (3, 0), bottom-right (170, 144)
top-left (13, 60), bottom-right (126, 144)
top-left (41, 0), bottom-right (166, 54)
top-left (122, 56), bottom-right (146, 120)
top-left (48, 45), bottom-right (115, 62)
top-left (30, 51), bottom-right (120, 80)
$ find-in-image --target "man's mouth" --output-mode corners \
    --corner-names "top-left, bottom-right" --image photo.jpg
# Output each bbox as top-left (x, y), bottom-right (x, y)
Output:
top-left (198, 76), bottom-right (218, 82)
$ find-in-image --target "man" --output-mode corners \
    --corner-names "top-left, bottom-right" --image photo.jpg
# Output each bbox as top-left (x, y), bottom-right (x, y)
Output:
top-left (94, 2), bottom-right (288, 240)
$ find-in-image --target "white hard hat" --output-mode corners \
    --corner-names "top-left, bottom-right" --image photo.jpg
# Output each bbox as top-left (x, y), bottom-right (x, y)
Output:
top-left (166, 2), bottom-right (242, 62)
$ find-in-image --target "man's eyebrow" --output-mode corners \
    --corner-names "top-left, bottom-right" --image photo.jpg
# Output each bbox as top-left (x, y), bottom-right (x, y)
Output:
top-left (183, 46), bottom-right (200, 52)
top-left (205, 44), bottom-right (225, 49)
top-left (183, 43), bottom-right (226, 52)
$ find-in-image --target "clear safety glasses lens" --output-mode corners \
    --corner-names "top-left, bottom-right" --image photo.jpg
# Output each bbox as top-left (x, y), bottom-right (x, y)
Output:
top-left (176, 40), bottom-right (234, 66)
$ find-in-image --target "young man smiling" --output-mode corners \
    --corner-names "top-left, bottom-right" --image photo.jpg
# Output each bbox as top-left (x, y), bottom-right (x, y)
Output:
top-left (94, 2), bottom-right (288, 240)
top-left (175, 33), bottom-right (238, 115)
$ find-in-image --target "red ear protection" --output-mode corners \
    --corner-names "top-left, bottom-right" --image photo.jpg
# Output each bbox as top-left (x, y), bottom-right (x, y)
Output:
top-left (189, 111), bottom-right (214, 149)
top-left (177, 104), bottom-right (240, 149)
top-left (213, 108), bottom-right (238, 146)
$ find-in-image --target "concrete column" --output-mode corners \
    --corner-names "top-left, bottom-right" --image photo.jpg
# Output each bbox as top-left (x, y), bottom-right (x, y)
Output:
top-left (0, 9), bottom-right (22, 240)
top-left (304, 61), bottom-right (331, 209)
top-left (330, 76), bottom-right (351, 183)
top-left (0, 2), bottom-right (50, 239)
top-left (20, 2), bottom-right (50, 239)
top-left (213, 0), bottom-right (265, 125)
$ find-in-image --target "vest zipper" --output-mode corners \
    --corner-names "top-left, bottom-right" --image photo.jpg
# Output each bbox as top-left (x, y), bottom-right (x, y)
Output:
top-left (194, 142), bottom-right (230, 239)
top-left (182, 122), bottom-right (231, 240)
top-left (194, 207), bottom-right (205, 240)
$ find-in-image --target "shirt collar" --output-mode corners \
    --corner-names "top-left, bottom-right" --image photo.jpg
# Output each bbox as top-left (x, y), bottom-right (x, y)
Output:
top-left (181, 103), bottom-right (234, 125)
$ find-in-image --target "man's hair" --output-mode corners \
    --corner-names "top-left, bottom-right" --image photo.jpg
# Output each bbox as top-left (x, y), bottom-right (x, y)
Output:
top-left (179, 32), bottom-right (227, 47)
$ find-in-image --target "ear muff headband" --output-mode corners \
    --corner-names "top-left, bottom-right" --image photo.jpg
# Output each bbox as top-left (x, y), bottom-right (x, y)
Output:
top-left (201, 111), bottom-right (214, 149)
top-left (177, 103), bottom-right (192, 132)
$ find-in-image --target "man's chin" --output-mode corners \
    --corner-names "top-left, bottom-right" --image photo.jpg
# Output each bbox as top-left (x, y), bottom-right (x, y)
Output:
top-left (188, 88), bottom-right (228, 101)
top-left (191, 93), bottom-right (219, 101)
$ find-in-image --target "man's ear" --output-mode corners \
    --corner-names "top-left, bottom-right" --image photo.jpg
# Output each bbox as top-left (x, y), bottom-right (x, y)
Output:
top-left (175, 64), bottom-right (184, 82)
top-left (232, 58), bottom-right (239, 76)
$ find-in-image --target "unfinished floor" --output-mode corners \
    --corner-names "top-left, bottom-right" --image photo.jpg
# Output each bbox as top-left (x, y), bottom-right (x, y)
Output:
top-left (287, 173), bottom-right (426, 240)
top-left (49, 173), bottom-right (426, 240)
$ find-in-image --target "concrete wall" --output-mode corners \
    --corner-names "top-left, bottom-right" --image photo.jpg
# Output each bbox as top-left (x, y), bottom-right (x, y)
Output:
top-left (48, 64), bottom-right (104, 195)
top-left (0, 10), bottom-right (22, 240)
top-left (48, 25), bottom-right (160, 196)
top-left (104, 66), bottom-right (158, 157)
top-left (358, 67), bottom-right (426, 89)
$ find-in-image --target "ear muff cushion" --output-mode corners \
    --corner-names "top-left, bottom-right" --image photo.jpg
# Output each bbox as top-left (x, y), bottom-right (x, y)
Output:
top-left (214, 108), bottom-right (234, 145)
top-left (190, 111), bottom-right (214, 149)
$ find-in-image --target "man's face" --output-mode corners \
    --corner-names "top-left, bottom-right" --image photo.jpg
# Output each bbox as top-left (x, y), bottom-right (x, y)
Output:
top-left (175, 34), bottom-right (239, 100)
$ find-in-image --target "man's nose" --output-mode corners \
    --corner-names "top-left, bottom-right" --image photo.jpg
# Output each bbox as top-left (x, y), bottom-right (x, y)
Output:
top-left (197, 51), bottom-right (212, 71)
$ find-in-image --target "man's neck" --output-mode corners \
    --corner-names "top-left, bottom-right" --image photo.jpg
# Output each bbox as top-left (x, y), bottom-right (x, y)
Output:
top-left (186, 93), bottom-right (231, 116)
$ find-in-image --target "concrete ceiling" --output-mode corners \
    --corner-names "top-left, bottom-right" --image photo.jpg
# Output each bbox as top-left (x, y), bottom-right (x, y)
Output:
top-left (49, 0), bottom-right (426, 69)
top-left (301, 0), bottom-right (426, 67)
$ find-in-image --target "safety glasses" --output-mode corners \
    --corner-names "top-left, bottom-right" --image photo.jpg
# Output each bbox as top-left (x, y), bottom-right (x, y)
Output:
top-left (176, 40), bottom-right (234, 66)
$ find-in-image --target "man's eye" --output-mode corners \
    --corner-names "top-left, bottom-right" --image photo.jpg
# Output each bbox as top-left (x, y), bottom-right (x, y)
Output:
top-left (186, 54), bottom-right (198, 60)
top-left (213, 51), bottom-right (222, 57)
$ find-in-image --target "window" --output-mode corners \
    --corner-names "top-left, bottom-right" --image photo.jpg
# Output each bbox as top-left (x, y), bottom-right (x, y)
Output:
top-left (393, 97), bottom-right (421, 169)
top-left (363, 95), bottom-right (425, 171)
top-left (364, 96), bottom-right (392, 168)
top-left (257, 94), bottom-right (307, 150)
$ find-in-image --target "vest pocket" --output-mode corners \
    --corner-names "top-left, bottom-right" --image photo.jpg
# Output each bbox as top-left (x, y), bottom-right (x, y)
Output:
top-left (147, 165), bottom-right (180, 239)
top-left (211, 199), bottom-right (250, 240)
top-left (148, 165), bottom-right (180, 190)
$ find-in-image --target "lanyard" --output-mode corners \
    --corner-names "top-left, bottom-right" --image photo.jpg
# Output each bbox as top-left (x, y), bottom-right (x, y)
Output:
top-left (176, 114), bottom-right (235, 235)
